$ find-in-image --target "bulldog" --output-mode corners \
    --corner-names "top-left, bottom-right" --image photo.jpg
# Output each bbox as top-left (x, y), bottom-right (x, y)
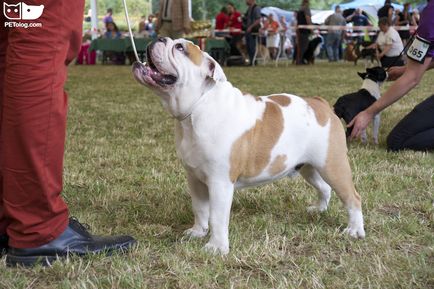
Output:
top-left (133, 37), bottom-right (365, 254)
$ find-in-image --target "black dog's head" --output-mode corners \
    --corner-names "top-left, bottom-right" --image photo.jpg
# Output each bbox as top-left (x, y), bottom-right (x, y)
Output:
top-left (357, 66), bottom-right (388, 83)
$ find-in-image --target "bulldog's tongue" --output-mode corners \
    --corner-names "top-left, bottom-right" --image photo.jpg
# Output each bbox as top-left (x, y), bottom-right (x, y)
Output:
top-left (149, 69), bottom-right (177, 85)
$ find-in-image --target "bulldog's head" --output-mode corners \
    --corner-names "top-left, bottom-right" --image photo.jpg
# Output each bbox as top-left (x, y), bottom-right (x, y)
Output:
top-left (133, 37), bottom-right (227, 89)
top-left (133, 37), bottom-right (227, 119)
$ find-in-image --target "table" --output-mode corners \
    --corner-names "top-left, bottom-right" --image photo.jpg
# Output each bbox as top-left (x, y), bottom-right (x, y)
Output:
top-left (89, 38), bottom-right (152, 64)
top-left (89, 37), bottom-right (230, 65)
top-left (89, 38), bottom-right (152, 53)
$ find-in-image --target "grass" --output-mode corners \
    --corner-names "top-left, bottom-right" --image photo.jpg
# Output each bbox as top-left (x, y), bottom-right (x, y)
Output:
top-left (1, 61), bottom-right (433, 289)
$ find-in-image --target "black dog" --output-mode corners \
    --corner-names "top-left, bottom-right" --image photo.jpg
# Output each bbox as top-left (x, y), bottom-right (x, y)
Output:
top-left (334, 66), bottom-right (387, 143)
top-left (354, 41), bottom-right (378, 66)
top-left (303, 36), bottom-right (323, 64)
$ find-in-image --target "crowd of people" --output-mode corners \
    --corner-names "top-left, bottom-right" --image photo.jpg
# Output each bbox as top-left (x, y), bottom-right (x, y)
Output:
top-left (210, 0), bottom-right (423, 67)
top-left (80, 0), bottom-right (424, 67)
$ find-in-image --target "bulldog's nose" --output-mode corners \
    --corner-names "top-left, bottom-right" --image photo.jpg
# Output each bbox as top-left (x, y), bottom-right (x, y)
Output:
top-left (157, 37), bottom-right (167, 44)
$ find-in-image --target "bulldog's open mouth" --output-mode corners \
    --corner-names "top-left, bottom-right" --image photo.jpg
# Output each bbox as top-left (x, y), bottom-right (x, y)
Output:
top-left (133, 46), bottom-right (177, 88)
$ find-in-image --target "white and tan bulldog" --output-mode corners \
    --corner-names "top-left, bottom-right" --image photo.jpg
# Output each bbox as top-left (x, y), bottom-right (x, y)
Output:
top-left (133, 37), bottom-right (365, 254)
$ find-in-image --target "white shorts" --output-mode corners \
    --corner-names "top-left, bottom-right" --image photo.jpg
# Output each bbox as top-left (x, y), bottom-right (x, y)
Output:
top-left (266, 34), bottom-right (280, 48)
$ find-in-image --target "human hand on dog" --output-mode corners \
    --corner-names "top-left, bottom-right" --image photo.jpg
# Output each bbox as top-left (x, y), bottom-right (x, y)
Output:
top-left (348, 110), bottom-right (375, 140)
top-left (387, 66), bottom-right (406, 81)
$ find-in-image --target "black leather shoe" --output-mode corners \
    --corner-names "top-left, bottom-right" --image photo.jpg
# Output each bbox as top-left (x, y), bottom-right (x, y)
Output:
top-left (0, 235), bottom-right (8, 257)
top-left (6, 218), bottom-right (136, 267)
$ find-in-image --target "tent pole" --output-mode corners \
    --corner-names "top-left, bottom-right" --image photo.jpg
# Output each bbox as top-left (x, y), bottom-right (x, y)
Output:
top-left (90, 0), bottom-right (98, 40)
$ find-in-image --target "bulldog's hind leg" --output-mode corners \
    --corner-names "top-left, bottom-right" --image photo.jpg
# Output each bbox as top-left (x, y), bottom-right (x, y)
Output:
top-left (317, 118), bottom-right (365, 238)
top-left (299, 165), bottom-right (331, 213)
top-left (184, 174), bottom-right (209, 238)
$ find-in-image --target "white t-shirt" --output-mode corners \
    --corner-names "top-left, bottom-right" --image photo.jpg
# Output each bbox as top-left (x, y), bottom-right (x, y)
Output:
top-left (376, 27), bottom-right (404, 57)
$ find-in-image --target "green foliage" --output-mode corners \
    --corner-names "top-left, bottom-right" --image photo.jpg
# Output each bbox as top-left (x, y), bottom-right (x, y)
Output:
top-left (85, 0), bottom-right (151, 18)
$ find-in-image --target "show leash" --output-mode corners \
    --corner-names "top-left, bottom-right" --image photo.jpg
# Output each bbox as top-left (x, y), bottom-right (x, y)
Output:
top-left (121, 0), bottom-right (142, 64)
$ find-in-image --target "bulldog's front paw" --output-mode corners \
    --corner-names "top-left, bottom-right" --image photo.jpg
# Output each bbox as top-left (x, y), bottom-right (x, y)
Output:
top-left (183, 227), bottom-right (208, 238)
top-left (306, 203), bottom-right (328, 213)
top-left (344, 207), bottom-right (366, 238)
top-left (343, 225), bottom-right (366, 239)
top-left (203, 242), bottom-right (229, 255)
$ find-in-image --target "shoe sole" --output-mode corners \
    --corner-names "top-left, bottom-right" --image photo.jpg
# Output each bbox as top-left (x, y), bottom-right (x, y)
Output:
top-left (6, 254), bottom-right (60, 267)
top-left (6, 240), bottom-right (137, 267)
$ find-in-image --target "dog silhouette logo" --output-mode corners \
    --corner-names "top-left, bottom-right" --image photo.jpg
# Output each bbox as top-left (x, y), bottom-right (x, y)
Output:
top-left (3, 2), bottom-right (44, 20)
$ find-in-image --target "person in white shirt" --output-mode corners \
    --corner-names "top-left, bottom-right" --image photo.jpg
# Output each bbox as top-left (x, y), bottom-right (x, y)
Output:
top-left (369, 17), bottom-right (404, 67)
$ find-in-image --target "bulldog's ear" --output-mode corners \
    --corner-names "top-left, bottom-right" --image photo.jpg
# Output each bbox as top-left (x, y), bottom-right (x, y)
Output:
top-left (205, 55), bottom-right (227, 82)
top-left (357, 72), bottom-right (367, 79)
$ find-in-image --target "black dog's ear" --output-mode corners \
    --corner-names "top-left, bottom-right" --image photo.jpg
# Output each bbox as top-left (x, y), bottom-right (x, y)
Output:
top-left (357, 72), bottom-right (367, 79)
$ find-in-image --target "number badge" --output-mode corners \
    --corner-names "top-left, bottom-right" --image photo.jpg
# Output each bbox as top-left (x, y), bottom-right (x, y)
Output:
top-left (407, 35), bottom-right (430, 64)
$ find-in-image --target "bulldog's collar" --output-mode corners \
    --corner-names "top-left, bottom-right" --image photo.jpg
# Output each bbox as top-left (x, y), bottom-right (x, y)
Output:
top-left (175, 83), bottom-right (216, 121)
top-left (175, 91), bottom-right (207, 122)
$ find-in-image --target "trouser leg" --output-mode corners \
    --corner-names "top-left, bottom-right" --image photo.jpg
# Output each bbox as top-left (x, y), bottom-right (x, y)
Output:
top-left (246, 33), bottom-right (256, 64)
top-left (2, 0), bottom-right (84, 248)
top-left (387, 95), bottom-right (434, 152)
top-left (0, 13), bottom-right (8, 235)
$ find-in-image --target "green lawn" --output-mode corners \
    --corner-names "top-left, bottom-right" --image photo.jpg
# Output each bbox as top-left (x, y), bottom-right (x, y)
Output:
top-left (1, 62), bottom-right (433, 288)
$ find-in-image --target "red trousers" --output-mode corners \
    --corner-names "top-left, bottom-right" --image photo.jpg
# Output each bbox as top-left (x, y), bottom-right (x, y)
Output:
top-left (0, 0), bottom-right (84, 248)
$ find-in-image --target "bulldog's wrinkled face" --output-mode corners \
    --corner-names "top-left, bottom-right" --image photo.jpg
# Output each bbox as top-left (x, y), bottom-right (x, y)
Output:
top-left (133, 37), bottom-right (226, 92)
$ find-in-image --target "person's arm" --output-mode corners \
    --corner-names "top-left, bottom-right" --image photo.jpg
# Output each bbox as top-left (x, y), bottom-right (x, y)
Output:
top-left (377, 43), bottom-right (391, 59)
top-left (247, 17), bottom-right (261, 33)
top-left (305, 11), bottom-right (312, 25)
top-left (348, 56), bottom-right (433, 139)
top-left (388, 58), bottom-right (434, 80)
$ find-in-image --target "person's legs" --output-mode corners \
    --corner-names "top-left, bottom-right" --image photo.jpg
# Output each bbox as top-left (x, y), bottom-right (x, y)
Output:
top-left (2, 0), bottom-right (84, 248)
top-left (326, 34), bottom-right (334, 61)
top-left (299, 33), bottom-right (309, 64)
top-left (246, 33), bottom-right (256, 65)
top-left (387, 95), bottom-right (434, 151)
top-left (334, 36), bottom-right (342, 61)
top-left (0, 12), bottom-right (8, 237)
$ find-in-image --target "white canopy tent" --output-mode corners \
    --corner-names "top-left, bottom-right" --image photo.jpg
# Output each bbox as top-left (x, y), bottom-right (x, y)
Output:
top-left (90, 0), bottom-right (98, 39)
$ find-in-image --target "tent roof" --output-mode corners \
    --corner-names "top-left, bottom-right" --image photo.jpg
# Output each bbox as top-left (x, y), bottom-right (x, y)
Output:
top-left (334, 0), bottom-right (403, 11)
top-left (260, 7), bottom-right (294, 23)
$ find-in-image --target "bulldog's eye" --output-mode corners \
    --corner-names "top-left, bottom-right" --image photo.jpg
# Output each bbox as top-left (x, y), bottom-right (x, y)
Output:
top-left (175, 43), bottom-right (184, 52)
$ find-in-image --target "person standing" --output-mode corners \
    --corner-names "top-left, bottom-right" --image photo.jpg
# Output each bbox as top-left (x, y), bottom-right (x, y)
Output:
top-left (226, 3), bottom-right (244, 58)
top-left (156, 0), bottom-right (191, 39)
top-left (264, 14), bottom-right (280, 60)
top-left (103, 8), bottom-right (114, 24)
top-left (295, 0), bottom-right (312, 65)
top-left (395, 3), bottom-right (412, 45)
top-left (349, 0), bottom-right (434, 152)
top-left (324, 5), bottom-right (347, 62)
top-left (244, 0), bottom-right (262, 66)
top-left (0, 0), bottom-right (136, 267)
top-left (377, 0), bottom-right (394, 25)
top-left (346, 8), bottom-right (372, 44)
